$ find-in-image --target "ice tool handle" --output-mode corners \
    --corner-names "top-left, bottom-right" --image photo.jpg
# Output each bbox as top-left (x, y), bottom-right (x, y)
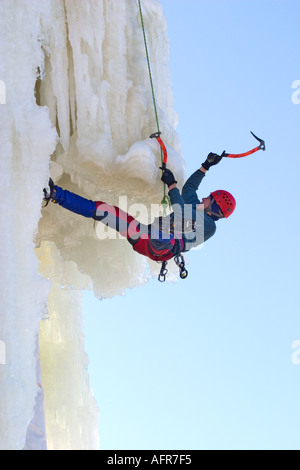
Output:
top-left (222, 131), bottom-right (266, 159)
top-left (150, 132), bottom-right (168, 169)
top-left (150, 132), bottom-right (171, 211)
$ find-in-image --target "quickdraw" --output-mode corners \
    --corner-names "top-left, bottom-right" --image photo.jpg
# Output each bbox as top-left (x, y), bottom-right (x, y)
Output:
top-left (158, 261), bottom-right (168, 282)
top-left (174, 254), bottom-right (188, 279)
top-left (158, 254), bottom-right (188, 282)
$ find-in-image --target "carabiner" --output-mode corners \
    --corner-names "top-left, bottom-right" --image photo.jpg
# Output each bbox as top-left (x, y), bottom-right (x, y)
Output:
top-left (158, 261), bottom-right (168, 282)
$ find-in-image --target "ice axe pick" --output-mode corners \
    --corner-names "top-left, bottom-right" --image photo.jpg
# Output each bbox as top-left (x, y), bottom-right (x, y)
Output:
top-left (221, 131), bottom-right (265, 159)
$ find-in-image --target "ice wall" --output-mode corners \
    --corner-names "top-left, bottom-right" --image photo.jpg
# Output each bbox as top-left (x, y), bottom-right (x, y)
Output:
top-left (36, 0), bottom-right (184, 297)
top-left (0, 0), bottom-right (57, 450)
top-left (0, 0), bottom-right (184, 450)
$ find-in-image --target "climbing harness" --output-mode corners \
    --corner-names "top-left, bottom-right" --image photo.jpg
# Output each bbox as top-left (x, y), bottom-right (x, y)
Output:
top-left (151, 213), bottom-right (189, 282)
top-left (138, 0), bottom-right (170, 208)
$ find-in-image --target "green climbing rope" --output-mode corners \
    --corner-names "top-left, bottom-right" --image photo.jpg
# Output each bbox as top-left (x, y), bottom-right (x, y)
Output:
top-left (138, 0), bottom-right (170, 211)
top-left (138, 0), bottom-right (160, 134)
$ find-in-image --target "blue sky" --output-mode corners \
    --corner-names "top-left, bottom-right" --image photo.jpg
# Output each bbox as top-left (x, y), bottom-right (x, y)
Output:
top-left (84, 0), bottom-right (300, 450)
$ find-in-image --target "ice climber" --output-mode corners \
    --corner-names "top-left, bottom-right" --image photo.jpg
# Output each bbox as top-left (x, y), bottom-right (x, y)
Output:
top-left (43, 151), bottom-right (236, 280)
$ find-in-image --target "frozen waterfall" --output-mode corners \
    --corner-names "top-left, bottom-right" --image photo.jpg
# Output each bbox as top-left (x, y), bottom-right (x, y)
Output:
top-left (0, 0), bottom-right (184, 450)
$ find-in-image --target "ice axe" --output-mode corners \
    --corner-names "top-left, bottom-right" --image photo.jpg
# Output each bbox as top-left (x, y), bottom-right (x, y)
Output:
top-left (221, 131), bottom-right (266, 159)
top-left (150, 132), bottom-right (168, 169)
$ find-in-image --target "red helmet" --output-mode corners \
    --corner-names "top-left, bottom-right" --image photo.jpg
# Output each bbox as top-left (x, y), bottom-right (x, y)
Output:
top-left (211, 190), bottom-right (236, 218)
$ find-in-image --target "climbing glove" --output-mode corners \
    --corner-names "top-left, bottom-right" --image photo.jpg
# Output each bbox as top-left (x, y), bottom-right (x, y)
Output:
top-left (160, 167), bottom-right (177, 188)
top-left (201, 152), bottom-right (223, 171)
top-left (43, 178), bottom-right (57, 206)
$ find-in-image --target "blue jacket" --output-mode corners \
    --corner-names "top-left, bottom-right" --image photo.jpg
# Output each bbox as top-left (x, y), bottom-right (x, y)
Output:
top-left (168, 169), bottom-right (216, 252)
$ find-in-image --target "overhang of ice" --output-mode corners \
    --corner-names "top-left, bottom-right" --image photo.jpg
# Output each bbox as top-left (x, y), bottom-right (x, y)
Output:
top-left (0, 0), bottom-right (184, 450)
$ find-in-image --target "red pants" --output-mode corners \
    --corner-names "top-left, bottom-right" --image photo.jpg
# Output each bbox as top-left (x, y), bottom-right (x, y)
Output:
top-left (94, 202), bottom-right (183, 262)
top-left (54, 186), bottom-right (183, 262)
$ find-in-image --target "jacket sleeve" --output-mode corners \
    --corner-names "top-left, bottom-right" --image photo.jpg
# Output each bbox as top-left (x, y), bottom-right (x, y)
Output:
top-left (168, 187), bottom-right (185, 208)
top-left (181, 169), bottom-right (206, 204)
top-left (167, 187), bottom-right (186, 220)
